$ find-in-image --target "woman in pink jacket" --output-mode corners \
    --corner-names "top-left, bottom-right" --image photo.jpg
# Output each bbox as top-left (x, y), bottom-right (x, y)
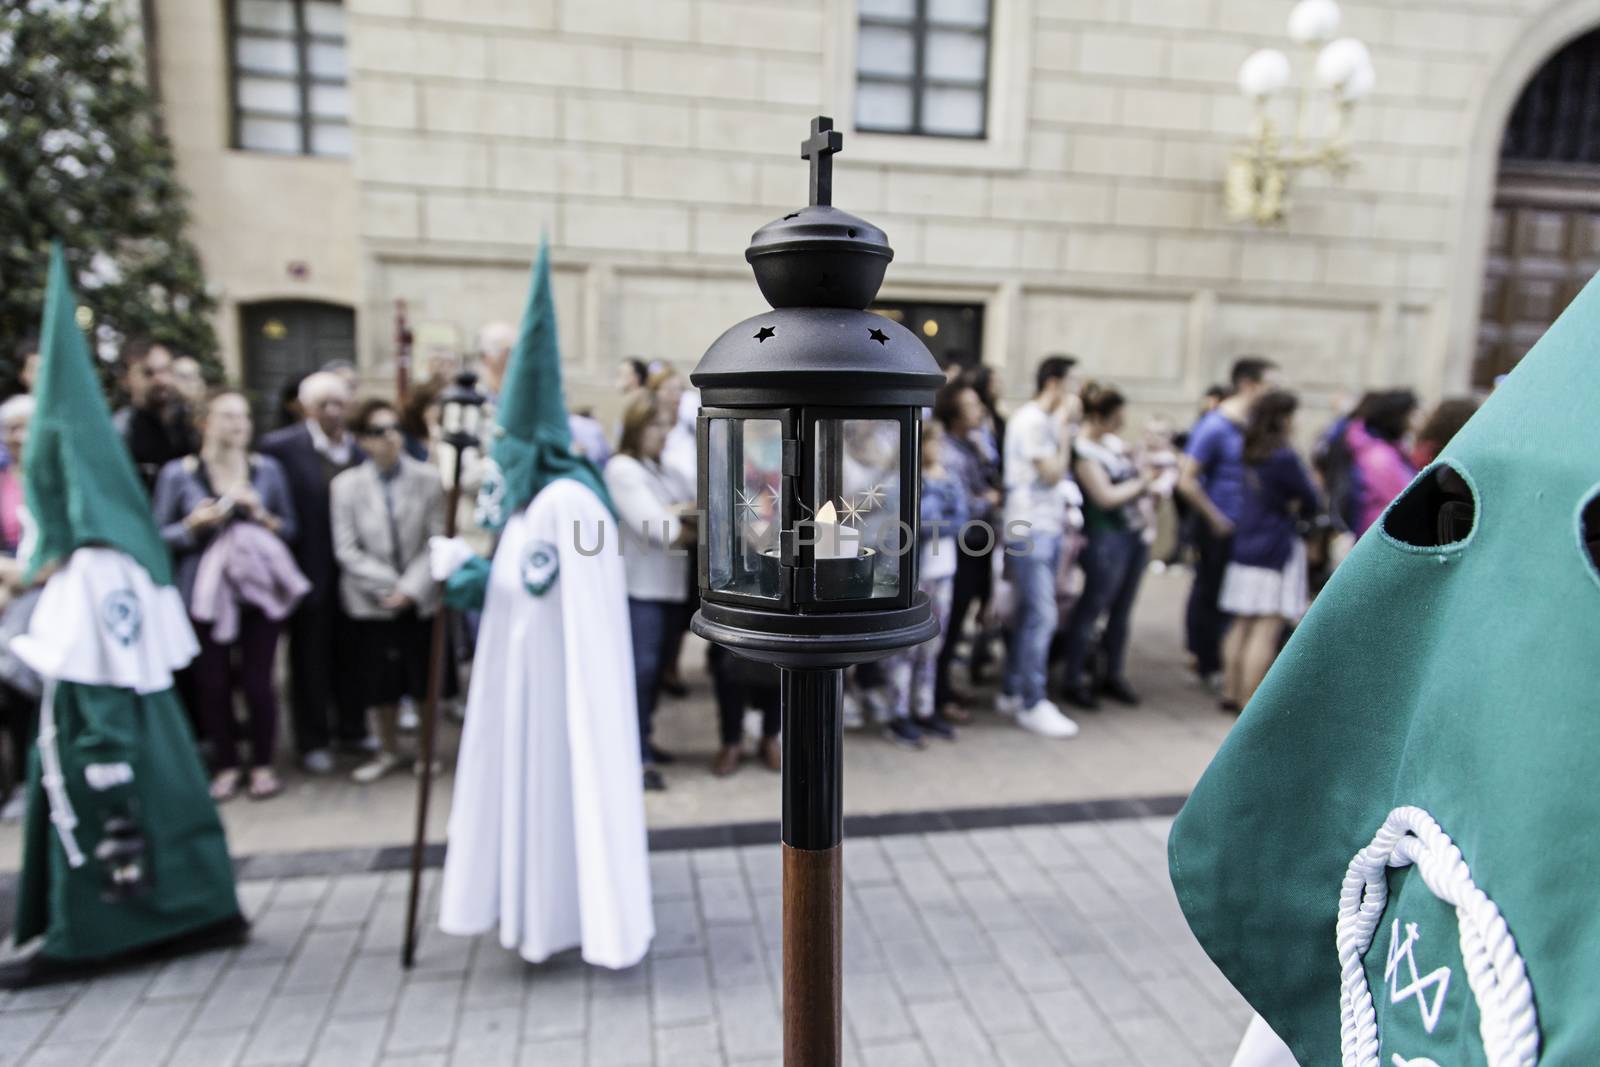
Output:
top-left (1345, 389), bottom-right (1420, 536)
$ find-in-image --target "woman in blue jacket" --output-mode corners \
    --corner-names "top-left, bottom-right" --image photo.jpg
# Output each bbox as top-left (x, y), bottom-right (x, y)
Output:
top-left (1218, 390), bottom-right (1321, 711)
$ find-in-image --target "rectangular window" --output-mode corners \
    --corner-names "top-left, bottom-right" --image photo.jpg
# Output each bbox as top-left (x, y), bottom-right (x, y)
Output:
top-left (855, 0), bottom-right (991, 139)
top-left (230, 0), bottom-right (350, 157)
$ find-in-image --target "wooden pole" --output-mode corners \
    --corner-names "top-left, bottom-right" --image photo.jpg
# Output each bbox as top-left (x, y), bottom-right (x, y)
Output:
top-left (401, 445), bottom-right (463, 969)
top-left (780, 667), bottom-right (844, 1066)
top-left (394, 299), bottom-right (413, 410)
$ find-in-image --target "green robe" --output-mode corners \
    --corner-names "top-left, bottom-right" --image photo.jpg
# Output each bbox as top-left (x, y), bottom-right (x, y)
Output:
top-left (12, 247), bottom-right (241, 966)
top-left (1170, 273), bottom-right (1600, 1064)
top-left (16, 682), bottom-right (240, 961)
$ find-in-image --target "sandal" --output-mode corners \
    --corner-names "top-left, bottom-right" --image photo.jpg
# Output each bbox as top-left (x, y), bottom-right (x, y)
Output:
top-left (247, 769), bottom-right (283, 801)
top-left (209, 769), bottom-right (241, 803)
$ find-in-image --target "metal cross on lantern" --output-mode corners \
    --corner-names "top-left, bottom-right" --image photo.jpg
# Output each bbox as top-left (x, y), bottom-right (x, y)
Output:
top-left (801, 115), bottom-right (842, 208)
top-left (691, 116), bottom-right (943, 1066)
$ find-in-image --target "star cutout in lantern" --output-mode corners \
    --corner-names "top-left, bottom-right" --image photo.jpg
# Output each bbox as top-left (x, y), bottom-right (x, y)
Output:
top-left (839, 497), bottom-right (867, 525)
top-left (737, 488), bottom-right (765, 519)
top-left (867, 328), bottom-right (889, 345)
top-left (754, 326), bottom-right (776, 343)
top-left (859, 483), bottom-right (886, 508)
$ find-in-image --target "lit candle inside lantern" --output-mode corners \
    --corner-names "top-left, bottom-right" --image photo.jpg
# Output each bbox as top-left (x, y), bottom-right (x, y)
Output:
top-left (813, 500), bottom-right (861, 559)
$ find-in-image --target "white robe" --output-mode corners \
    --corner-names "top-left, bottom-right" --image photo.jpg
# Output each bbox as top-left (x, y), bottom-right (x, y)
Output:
top-left (438, 479), bottom-right (654, 969)
top-left (1229, 1015), bottom-right (1298, 1067)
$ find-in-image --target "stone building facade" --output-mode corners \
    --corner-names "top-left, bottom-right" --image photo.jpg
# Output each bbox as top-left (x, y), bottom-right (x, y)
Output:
top-left (148, 0), bottom-right (1600, 427)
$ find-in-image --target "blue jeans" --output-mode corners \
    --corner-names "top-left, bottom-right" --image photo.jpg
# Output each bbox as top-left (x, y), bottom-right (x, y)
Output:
top-left (1060, 528), bottom-right (1148, 688)
top-left (1003, 532), bottom-right (1063, 707)
top-left (628, 598), bottom-right (678, 763)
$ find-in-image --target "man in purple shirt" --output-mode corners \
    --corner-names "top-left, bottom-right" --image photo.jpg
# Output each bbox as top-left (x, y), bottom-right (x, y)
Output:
top-left (1177, 357), bottom-right (1278, 690)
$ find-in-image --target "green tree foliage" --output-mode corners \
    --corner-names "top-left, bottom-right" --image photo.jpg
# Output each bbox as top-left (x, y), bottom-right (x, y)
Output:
top-left (1, 0), bottom-right (218, 393)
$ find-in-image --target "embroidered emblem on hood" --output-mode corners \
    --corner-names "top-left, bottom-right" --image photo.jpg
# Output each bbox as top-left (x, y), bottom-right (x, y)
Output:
top-left (522, 541), bottom-right (559, 597)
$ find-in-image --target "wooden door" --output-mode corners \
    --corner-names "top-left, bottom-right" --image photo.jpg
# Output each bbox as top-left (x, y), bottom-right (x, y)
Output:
top-left (1477, 174), bottom-right (1600, 388)
top-left (1479, 29), bottom-right (1600, 389)
top-left (240, 300), bottom-right (356, 432)
top-left (868, 301), bottom-right (984, 373)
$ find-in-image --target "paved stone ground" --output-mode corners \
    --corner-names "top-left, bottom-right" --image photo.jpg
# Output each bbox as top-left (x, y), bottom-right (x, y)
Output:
top-left (0, 815), bottom-right (1250, 1067)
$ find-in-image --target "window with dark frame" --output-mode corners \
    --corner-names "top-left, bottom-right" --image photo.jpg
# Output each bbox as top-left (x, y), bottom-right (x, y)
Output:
top-left (1500, 28), bottom-right (1600, 167)
top-left (855, 0), bottom-right (992, 140)
top-left (229, 0), bottom-right (350, 157)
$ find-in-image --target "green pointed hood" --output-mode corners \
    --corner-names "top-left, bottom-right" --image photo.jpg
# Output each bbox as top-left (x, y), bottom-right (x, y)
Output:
top-left (475, 238), bottom-right (613, 529)
top-left (23, 244), bottom-right (173, 585)
top-left (1169, 272), bottom-right (1600, 1063)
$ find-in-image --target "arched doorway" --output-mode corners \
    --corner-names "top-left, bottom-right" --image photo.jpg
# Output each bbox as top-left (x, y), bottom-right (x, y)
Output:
top-left (1477, 28), bottom-right (1600, 388)
top-left (240, 300), bottom-right (356, 432)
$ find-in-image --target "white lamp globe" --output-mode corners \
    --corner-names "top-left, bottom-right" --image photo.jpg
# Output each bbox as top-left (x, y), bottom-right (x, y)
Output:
top-left (1316, 37), bottom-right (1372, 90)
top-left (1288, 0), bottom-right (1342, 45)
top-left (1339, 59), bottom-right (1376, 101)
top-left (1238, 48), bottom-right (1292, 100)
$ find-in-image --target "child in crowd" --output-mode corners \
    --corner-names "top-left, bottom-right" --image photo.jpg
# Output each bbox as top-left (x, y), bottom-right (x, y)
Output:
top-left (878, 419), bottom-right (969, 748)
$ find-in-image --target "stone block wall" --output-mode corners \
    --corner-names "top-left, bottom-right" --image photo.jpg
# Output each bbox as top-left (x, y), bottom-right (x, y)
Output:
top-left (338, 0), bottom-right (1593, 427)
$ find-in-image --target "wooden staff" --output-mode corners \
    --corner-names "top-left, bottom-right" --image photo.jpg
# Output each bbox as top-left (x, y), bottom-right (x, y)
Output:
top-left (394, 299), bottom-right (413, 410)
top-left (401, 373), bottom-right (481, 967)
top-left (780, 666), bottom-right (844, 1064)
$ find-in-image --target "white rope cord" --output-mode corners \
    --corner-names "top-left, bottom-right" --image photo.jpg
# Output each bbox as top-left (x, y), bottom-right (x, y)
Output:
top-left (1336, 805), bottom-right (1539, 1067)
top-left (34, 680), bottom-right (86, 869)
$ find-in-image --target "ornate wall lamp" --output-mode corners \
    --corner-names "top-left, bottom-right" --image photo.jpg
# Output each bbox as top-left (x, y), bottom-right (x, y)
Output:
top-left (1227, 0), bottom-right (1376, 225)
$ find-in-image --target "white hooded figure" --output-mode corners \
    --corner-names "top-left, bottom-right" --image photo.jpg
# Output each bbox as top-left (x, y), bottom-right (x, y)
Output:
top-left (430, 242), bottom-right (652, 969)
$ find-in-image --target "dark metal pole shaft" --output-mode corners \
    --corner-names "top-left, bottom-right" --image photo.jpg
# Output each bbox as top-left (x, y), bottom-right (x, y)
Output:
top-left (780, 666), bottom-right (843, 1067)
top-left (402, 446), bottom-right (464, 968)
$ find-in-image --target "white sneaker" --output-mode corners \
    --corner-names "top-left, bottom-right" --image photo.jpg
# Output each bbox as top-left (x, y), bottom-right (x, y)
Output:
top-left (301, 748), bottom-right (335, 775)
top-left (1017, 699), bottom-right (1080, 739)
top-left (351, 752), bottom-right (403, 784)
top-left (994, 693), bottom-right (1023, 718)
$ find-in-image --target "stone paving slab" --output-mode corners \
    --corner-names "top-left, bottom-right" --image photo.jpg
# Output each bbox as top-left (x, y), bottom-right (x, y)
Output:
top-left (0, 816), bottom-right (1250, 1066)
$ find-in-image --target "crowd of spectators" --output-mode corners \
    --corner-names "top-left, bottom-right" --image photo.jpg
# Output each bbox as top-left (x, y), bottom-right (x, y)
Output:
top-left (0, 327), bottom-right (1483, 808)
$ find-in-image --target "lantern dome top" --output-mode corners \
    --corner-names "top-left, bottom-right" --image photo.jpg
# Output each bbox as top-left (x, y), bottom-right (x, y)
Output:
top-left (741, 115), bottom-right (896, 310)
top-left (746, 206), bottom-right (892, 310)
top-left (693, 115), bottom-right (942, 407)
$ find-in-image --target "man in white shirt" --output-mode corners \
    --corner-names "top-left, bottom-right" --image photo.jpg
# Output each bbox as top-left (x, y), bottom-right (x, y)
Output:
top-left (997, 356), bottom-right (1082, 739)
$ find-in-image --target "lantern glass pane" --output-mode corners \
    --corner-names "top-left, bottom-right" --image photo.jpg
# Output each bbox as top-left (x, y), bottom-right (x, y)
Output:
top-left (708, 417), bottom-right (784, 601)
top-left (811, 418), bottom-right (902, 601)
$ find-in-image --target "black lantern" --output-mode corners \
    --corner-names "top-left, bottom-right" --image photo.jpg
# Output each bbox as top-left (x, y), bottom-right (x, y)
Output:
top-left (690, 116), bottom-right (943, 1067)
top-left (438, 369), bottom-right (488, 450)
